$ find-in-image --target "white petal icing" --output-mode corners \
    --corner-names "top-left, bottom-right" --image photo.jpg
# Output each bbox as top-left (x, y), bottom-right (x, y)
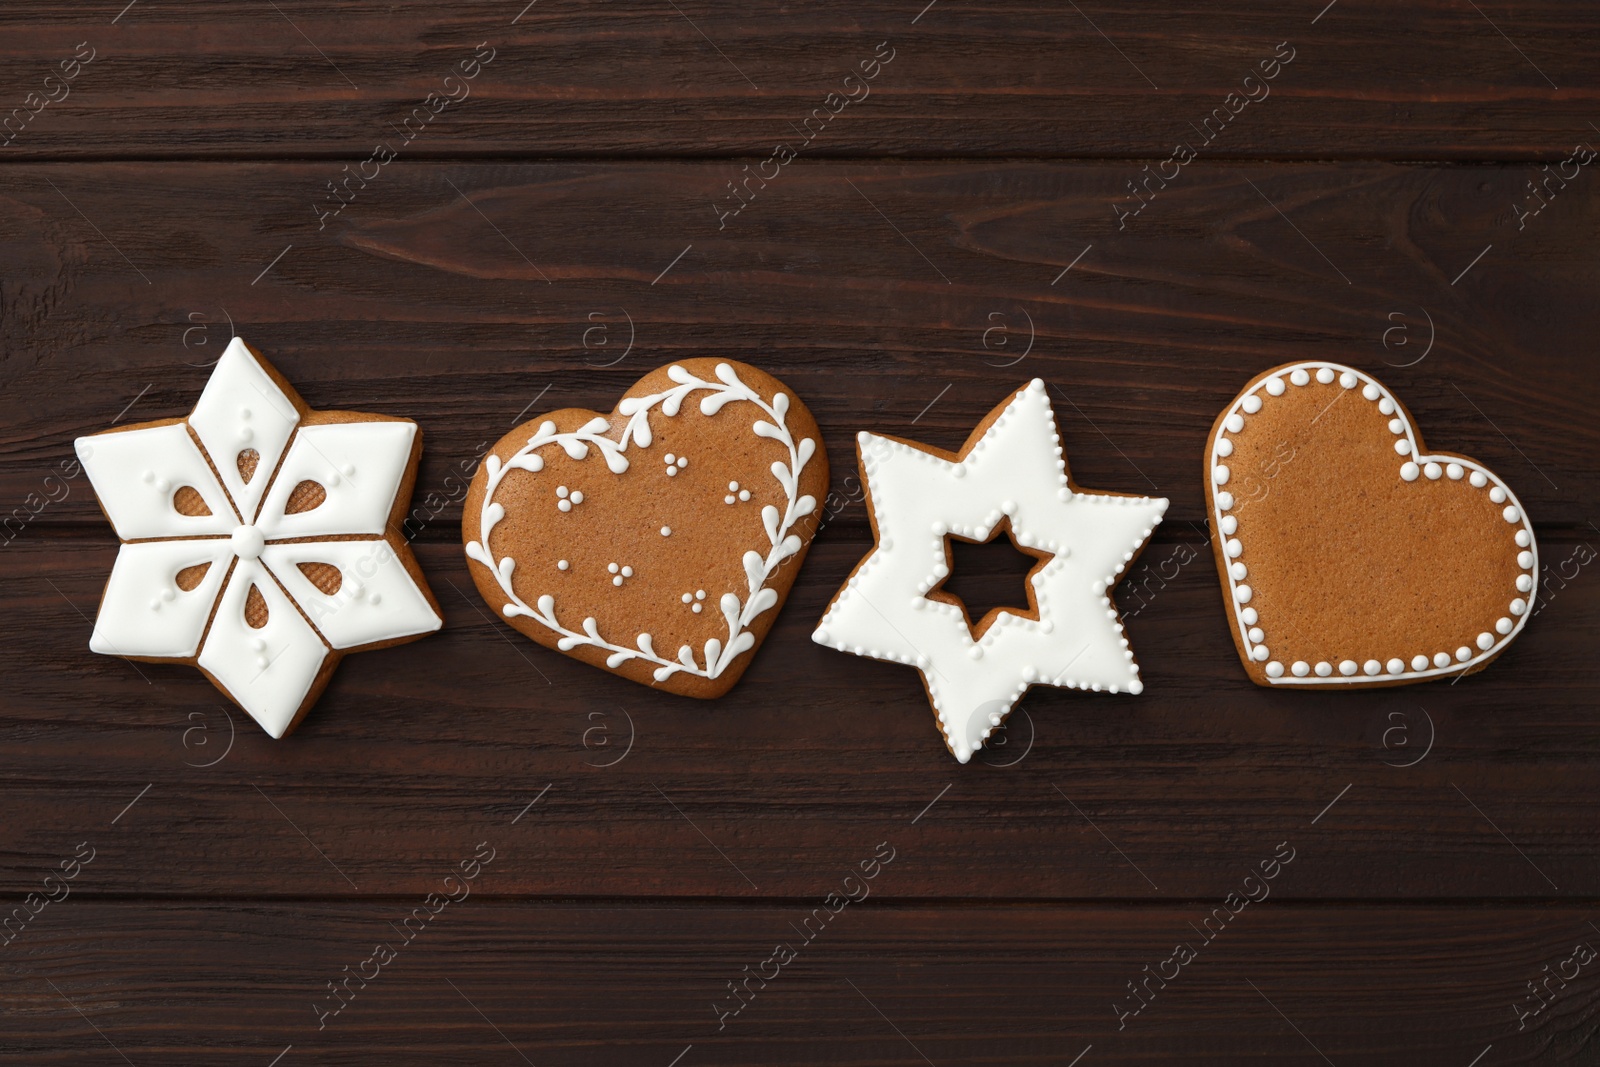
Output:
top-left (188, 338), bottom-right (302, 522)
top-left (256, 421), bottom-right (417, 538)
top-left (75, 423), bottom-right (236, 538)
top-left (75, 339), bottom-right (441, 740)
top-left (90, 540), bottom-right (233, 658)
top-left (813, 379), bottom-right (1168, 763)
top-left (262, 539), bottom-right (441, 649)
top-left (197, 560), bottom-right (329, 738)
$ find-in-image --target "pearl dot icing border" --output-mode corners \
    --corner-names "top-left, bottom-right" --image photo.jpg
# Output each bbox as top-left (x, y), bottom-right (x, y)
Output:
top-left (1209, 361), bottom-right (1537, 685)
top-left (813, 379), bottom-right (1163, 762)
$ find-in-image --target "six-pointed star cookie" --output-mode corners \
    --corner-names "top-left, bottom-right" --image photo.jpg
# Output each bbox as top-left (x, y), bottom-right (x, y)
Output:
top-left (813, 379), bottom-right (1168, 763)
top-left (74, 338), bottom-right (442, 738)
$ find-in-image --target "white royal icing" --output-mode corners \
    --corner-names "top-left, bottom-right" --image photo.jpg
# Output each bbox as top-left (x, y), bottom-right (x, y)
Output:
top-left (465, 362), bottom-right (817, 682)
top-left (1209, 360), bottom-right (1537, 685)
top-left (197, 559), bottom-right (329, 739)
top-left (75, 339), bottom-right (441, 738)
top-left (75, 423), bottom-right (237, 538)
top-left (262, 539), bottom-right (442, 650)
top-left (188, 337), bottom-right (301, 521)
top-left (255, 421), bottom-right (416, 538)
top-left (90, 539), bottom-right (233, 658)
top-left (812, 379), bottom-right (1168, 764)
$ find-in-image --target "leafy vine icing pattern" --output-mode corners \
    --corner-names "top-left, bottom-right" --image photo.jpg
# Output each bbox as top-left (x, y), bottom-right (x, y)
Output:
top-left (465, 362), bottom-right (817, 682)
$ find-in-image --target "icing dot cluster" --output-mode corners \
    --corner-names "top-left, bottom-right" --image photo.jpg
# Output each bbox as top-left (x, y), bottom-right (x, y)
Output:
top-left (1210, 361), bottom-right (1537, 685)
top-left (141, 468), bottom-right (175, 495)
top-left (555, 484), bottom-right (585, 512)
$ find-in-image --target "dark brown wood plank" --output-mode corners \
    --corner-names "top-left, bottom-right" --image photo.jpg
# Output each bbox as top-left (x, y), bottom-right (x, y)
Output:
top-left (0, 2), bottom-right (1595, 160)
top-left (3, 2), bottom-right (1596, 1060)
top-left (3, 901), bottom-right (1594, 1064)
top-left (1, 163), bottom-right (1596, 530)
top-left (1, 534), bottom-right (1594, 899)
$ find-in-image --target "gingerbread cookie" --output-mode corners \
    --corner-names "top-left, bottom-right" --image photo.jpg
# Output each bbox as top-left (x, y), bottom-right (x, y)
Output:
top-left (1205, 361), bottom-right (1537, 687)
top-left (812, 379), bottom-right (1168, 763)
top-left (462, 360), bottom-right (828, 697)
top-left (74, 338), bottom-right (442, 737)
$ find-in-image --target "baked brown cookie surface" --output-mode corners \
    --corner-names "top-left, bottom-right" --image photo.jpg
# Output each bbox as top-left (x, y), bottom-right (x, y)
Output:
top-left (1205, 361), bottom-right (1536, 688)
top-left (462, 359), bottom-right (828, 698)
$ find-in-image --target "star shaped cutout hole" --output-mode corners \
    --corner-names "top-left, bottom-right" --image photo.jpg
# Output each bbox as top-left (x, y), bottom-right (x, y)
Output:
top-left (926, 519), bottom-right (1053, 641)
top-left (813, 379), bottom-right (1169, 763)
top-left (73, 338), bottom-right (443, 738)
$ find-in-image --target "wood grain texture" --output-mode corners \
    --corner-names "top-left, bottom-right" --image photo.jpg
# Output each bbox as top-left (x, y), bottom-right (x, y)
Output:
top-left (1, 535), bottom-right (1594, 899)
top-left (0, 1), bottom-right (1595, 160)
top-left (2, 902), bottom-right (1595, 1065)
top-left (1, 163), bottom-right (1596, 529)
top-left (4, 3), bottom-right (1600, 1062)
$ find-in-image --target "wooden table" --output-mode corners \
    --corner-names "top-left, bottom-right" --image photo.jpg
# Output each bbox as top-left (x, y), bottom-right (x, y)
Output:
top-left (2, 3), bottom-right (1597, 1063)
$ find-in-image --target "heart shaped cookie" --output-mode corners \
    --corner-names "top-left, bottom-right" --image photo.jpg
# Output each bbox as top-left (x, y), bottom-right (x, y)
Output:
top-left (1205, 361), bottom-right (1537, 687)
top-left (463, 359), bottom-right (828, 697)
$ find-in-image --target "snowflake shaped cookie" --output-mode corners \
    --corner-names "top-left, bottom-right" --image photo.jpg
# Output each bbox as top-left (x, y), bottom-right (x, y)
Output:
top-left (813, 379), bottom-right (1168, 763)
top-left (74, 338), bottom-right (442, 738)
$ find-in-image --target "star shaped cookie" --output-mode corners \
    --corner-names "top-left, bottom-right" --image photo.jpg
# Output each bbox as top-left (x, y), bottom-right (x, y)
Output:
top-left (74, 338), bottom-right (442, 738)
top-left (813, 379), bottom-right (1168, 762)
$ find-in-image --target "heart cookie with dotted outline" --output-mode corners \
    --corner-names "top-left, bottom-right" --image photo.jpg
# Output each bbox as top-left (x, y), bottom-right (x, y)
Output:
top-left (1205, 361), bottom-right (1537, 687)
top-left (462, 359), bottom-right (829, 697)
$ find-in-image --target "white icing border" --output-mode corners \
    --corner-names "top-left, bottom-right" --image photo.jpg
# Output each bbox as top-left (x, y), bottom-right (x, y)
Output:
top-left (812, 379), bottom-right (1168, 763)
top-left (1209, 361), bottom-right (1537, 685)
top-left (465, 362), bottom-right (817, 683)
